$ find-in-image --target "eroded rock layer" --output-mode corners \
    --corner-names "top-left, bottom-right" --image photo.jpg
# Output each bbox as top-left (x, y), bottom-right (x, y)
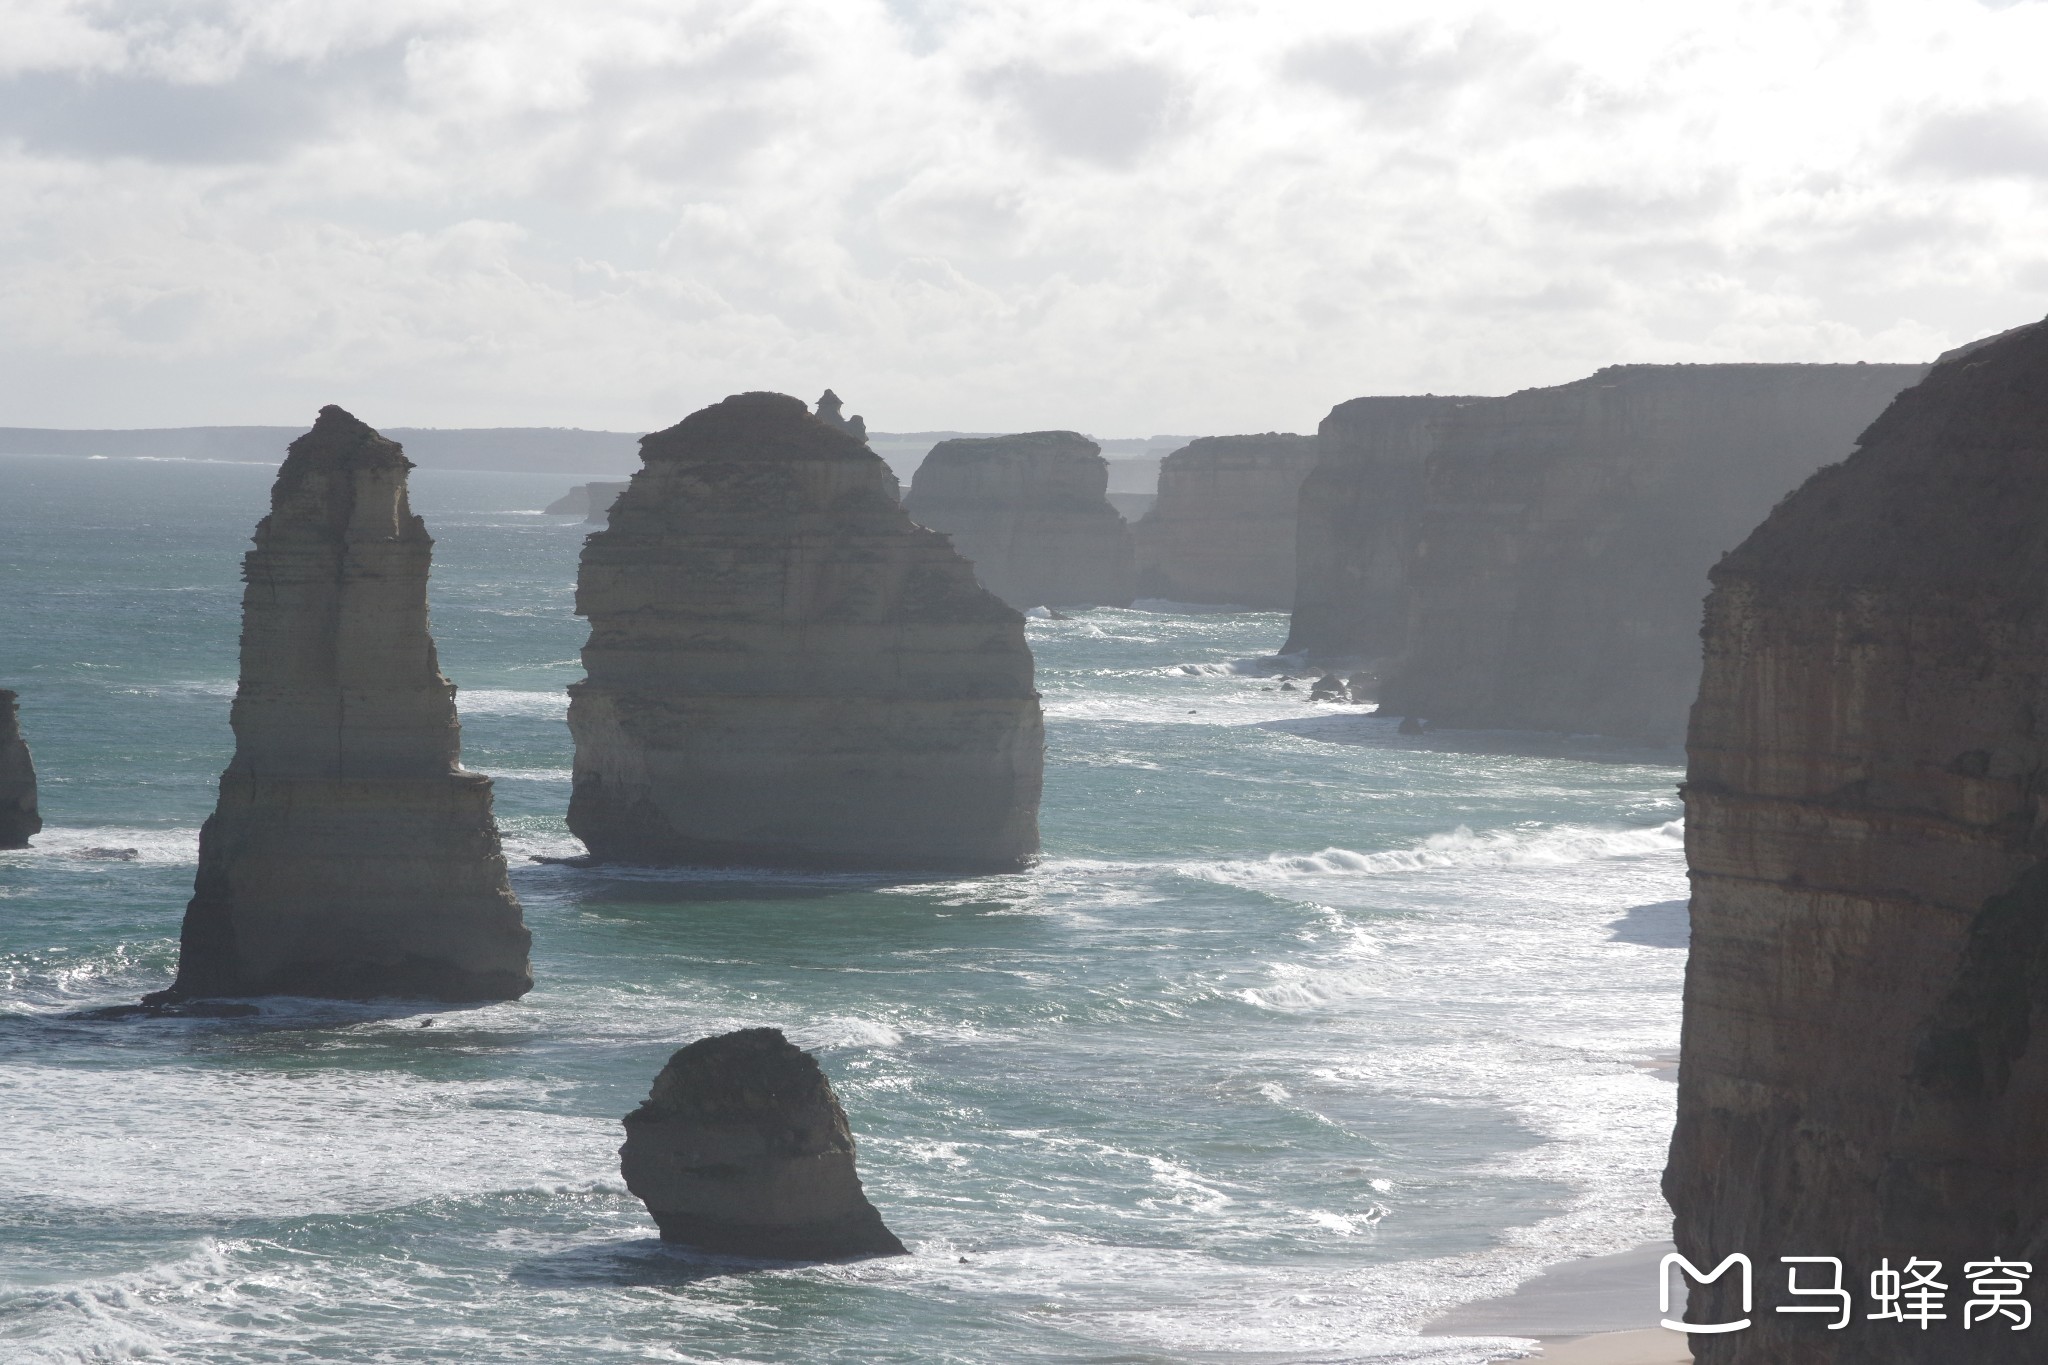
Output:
top-left (1281, 396), bottom-right (1478, 662)
top-left (621, 1027), bottom-right (907, 1260)
top-left (567, 392), bottom-right (1042, 871)
top-left (1668, 321), bottom-right (2048, 1363)
top-left (0, 690), bottom-right (39, 848)
top-left (155, 407), bottom-right (531, 1002)
top-left (1133, 434), bottom-right (1317, 608)
top-left (903, 431), bottom-right (1133, 608)
top-left (1379, 363), bottom-right (1925, 741)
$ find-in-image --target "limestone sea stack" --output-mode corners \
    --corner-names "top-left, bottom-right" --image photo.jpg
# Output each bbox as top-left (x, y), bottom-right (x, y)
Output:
top-left (902, 431), bottom-right (1134, 608)
top-left (0, 690), bottom-right (40, 848)
top-left (1281, 396), bottom-right (1478, 663)
top-left (150, 407), bottom-right (532, 1002)
top-left (1668, 320), bottom-right (2048, 1363)
top-left (545, 481), bottom-right (630, 523)
top-left (1377, 363), bottom-right (1924, 741)
top-left (568, 392), bottom-right (1042, 871)
top-left (621, 1026), bottom-right (907, 1259)
top-left (1132, 434), bottom-right (1318, 608)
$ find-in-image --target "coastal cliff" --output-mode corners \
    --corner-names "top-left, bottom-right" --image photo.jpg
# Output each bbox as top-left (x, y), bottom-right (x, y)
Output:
top-left (902, 431), bottom-right (1134, 608)
top-left (567, 391), bottom-right (1043, 871)
top-left (621, 1027), bottom-right (907, 1259)
top-left (0, 690), bottom-right (39, 848)
top-left (152, 407), bottom-right (532, 1002)
top-left (1668, 321), bottom-right (2048, 1362)
top-left (1377, 363), bottom-right (1925, 741)
top-left (1281, 396), bottom-right (1478, 663)
top-left (1133, 434), bottom-right (1317, 608)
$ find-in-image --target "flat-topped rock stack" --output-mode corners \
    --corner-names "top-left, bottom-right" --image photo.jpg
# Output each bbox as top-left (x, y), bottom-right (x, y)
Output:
top-left (1133, 434), bottom-right (1318, 608)
top-left (0, 690), bottom-right (39, 848)
top-left (544, 481), bottom-right (630, 524)
top-left (1669, 322), bottom-right (2048, 1362)
top-left (621, 1027), bottom-right (907, 1260)
top-left (149, 406), bottom-right (531, 1003)
top-left (903, 431), bottom-right (1134, 609)
top-left (567, 391), bottom-right (1043, 872)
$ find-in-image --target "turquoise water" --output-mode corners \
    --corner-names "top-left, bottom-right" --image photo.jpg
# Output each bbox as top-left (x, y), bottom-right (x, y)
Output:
top-left (0, 453), bottom-right (1687, 1363)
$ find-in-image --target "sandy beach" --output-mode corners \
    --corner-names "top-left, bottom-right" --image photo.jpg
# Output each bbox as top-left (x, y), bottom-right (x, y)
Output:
top-left (1425, 1241), bottom-right (1692, 1363)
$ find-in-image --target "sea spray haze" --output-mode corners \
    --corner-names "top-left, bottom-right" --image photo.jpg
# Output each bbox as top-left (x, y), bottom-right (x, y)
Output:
top-left (2, 452), bottom-right (1684, 1363)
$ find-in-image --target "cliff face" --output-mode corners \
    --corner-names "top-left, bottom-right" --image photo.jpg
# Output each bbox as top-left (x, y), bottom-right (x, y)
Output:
top-left (1281, 396), bottom-right (1479, 661)
top-left (567, 392), bottom-right (1043, 872)
top-left (902, 431), bottom-right (1134, 608)
top-left (0, 690), bottom-right (39, 848)
top-left (1132, 434), bottom-right (1317, 608)
top-left (1378, 364), bottom-right (1925, 741)
top-left (1668, 322), bottom-right (2048, 1363)
top-left (154, 407), bottom-right (531, 1003)
top-left (621, 1026), bottom-right (907, 1259)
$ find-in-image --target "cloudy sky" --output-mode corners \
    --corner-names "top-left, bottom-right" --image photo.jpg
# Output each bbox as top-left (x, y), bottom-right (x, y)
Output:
top-left (3, 0), bottom-right (2045, 435)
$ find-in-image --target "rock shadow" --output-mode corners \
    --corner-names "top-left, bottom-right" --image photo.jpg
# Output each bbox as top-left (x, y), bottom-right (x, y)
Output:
top-left (510, 1237), bottom-right (839, 1289)
top-left (1608, 899), bottom-right (1689, 948)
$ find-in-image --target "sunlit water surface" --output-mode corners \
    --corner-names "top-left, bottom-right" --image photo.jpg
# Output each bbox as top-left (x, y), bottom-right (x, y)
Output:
top-left (0, 453), bottom-right (1686, 1363)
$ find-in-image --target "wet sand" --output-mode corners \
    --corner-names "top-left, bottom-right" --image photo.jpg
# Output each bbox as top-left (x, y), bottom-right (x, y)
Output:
top-left (1426, 1241), bottom-right (1692, 1362)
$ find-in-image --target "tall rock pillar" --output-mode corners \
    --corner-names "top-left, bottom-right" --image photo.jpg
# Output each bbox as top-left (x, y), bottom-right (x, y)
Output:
top-left (1668, 320), bottom-right (2048, 1363)
top-left (568, 391), bottom-right (1043, 872)
top-left (0, 690), bottom-right (40, 848)
top-left (153, 406), bottom-right (532, 1002)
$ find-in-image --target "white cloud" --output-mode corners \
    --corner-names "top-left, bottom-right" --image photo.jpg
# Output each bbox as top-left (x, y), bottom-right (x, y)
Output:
top-left (0, 0), bottom-right (2042, 434)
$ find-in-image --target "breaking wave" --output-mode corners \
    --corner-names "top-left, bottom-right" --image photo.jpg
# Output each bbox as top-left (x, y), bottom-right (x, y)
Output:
top-left (1188, 820), bottom-right (1684, 884)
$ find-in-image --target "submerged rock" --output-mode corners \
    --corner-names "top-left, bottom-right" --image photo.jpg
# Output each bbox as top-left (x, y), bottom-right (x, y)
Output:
top-left (1133, 434), bottom-right (1318, 608)
top-left (903, 431), bottom-right (1134, 608)
top-left (620, 1027), bottom-right (907, 1260)
top-left (568, 392), bottom-right (1042, 871)
top-left (1669, 320), bottom-right (2048, 1363)
top-left (151, 406), bottom-right (532, 1003)
top-left (0, 689), bottom-right (39, 848)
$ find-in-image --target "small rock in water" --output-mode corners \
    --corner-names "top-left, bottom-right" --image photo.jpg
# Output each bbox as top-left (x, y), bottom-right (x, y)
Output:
top-left (620, 1026), bottom-right (907, 1261)
top-left (1310, 674), bottom-right (1345, 701)
top-left (1278, 682), bottom-right (1298, 692)
top-left (72, 847), bottom-right (140, 861)
top-left (1398, 716), bottom-right (1427, 735)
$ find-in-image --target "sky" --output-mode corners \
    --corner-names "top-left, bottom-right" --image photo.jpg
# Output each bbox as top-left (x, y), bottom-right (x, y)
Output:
top-left (2, 0), bottom-right (2046, 436)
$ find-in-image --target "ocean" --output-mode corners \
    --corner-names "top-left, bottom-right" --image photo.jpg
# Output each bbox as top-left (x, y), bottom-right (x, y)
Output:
top-left (0, 452), bottom-right (1686, 1364)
